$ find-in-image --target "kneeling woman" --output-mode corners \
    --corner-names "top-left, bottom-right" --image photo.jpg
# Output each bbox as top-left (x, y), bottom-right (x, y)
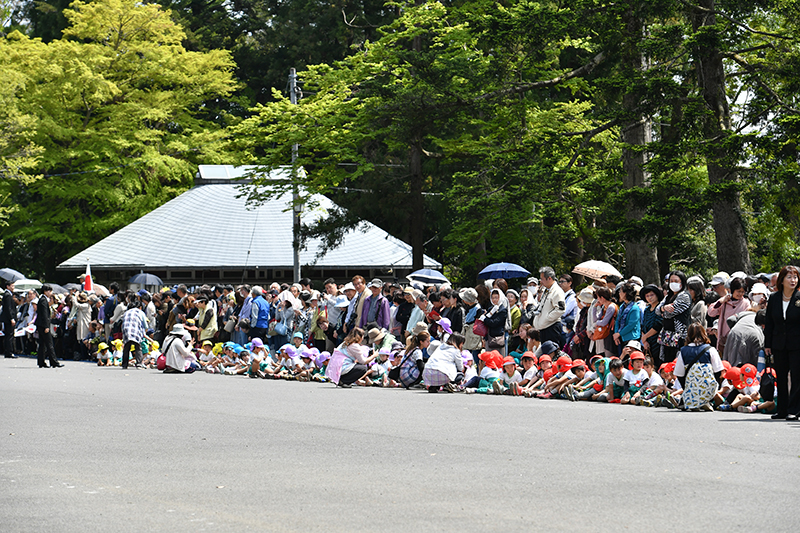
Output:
top-left (422, 332), bottom-right (466, 393)
top-left (338, 327), bottom-right (378, 388)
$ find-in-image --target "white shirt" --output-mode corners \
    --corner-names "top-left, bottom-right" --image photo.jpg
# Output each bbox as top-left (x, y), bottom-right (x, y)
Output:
top-left (673, 344), bottom-right (725, 377)
top-left (501, 370), bottom-right (522, 384)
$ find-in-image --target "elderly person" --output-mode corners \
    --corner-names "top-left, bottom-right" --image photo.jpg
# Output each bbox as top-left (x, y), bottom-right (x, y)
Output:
top-left (121, 298), bottom-right (150, 369)
top-left (406, 290), bottom-right (428, 335)
top-left (422, 332), bottom-right (466, 392)
top-left (764, 265), bottom-right (800, 420)
top-left (359, 278), bottom-right (391, 330)
top-left (195, 296), bottom-right (218, 344)
top-left (533, 266), bottom-right (566, 346)
top-left (73, 292), bottom-right (93, 343)
top-left (163, 323), bottom-right (197, 373)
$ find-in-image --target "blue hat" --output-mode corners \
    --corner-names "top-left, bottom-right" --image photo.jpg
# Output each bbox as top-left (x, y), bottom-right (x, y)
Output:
top-left (540, 340), bottom-right (559, 355)
top-left (292, 332), bottom-right (304, 339)
top-left (233, 345), bottom-right (244, 355)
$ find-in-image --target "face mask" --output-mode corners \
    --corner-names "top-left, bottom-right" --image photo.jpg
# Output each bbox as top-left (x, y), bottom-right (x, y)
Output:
top-left (669, 282), bottom-right (682, 293)
top-left (752, 295), bottom-right (764, 304)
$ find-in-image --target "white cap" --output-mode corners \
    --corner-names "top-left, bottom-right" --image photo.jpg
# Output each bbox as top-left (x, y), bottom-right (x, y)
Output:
top-left (342, 282), bottom-right (356, 292)
top-left (710, 271), bottom-right (730, 287)
top-left (750, 283), bottom-right (769, 297)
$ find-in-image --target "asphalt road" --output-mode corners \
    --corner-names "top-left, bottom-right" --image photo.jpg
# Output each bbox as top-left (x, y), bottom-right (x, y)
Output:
top-left (2, 357), bottom-right (799, 532)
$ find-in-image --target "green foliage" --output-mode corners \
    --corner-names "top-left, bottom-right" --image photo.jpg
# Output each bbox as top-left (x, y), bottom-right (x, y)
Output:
top-left (0, 0), bottom-right (236, 277)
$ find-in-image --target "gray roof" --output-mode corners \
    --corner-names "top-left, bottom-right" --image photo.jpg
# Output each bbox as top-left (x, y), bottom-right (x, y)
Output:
top-left (58, 165), bottom-right (440, 270)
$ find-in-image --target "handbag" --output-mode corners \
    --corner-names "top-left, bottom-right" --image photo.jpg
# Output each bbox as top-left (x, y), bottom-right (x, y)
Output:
top-left (156, 353), bottom-right (166, 371)
top-left (224, 317), bottom-right (236, 333)
top-left (274, 321), bottom-right (288, 336)
top-left (591, 304), bottom-right (616, 341)
top-left (472, 319), bottom-right (487, 337)
top-left (488, 335), bottom-right (505, 349)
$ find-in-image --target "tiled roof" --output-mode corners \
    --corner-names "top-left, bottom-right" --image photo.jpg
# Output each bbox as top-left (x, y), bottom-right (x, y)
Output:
top-left (58, 166), bottom-right (440, 270)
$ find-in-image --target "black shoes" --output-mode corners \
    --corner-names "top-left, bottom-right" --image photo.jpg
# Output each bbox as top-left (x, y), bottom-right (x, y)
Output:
top-left (51, 362), bottom-right (64, 368)
top-left (772, 413), bottom-right (788, 420)
top-left (787, 414), bottom-right (798, 421)
top-left (5, 354), bottom-right (18, 359)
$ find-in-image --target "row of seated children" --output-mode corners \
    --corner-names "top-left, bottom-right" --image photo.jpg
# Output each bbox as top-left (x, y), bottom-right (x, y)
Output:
top-left (96, 338), bottom-right (161, 368)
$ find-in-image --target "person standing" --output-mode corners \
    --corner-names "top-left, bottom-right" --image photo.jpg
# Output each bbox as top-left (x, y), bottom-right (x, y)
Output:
top-left (36, 285), bottom-right (63, 368)
top-left (121, 299), bottom-right (148, 369)
top-left (533, 266), bottom-right (566, 347)
top-left (2, 279), bottom-right (18, 358)
top-left (359, 279), bottom-right (391, 330)
top-left (764, 265), bottom-right (800, 420)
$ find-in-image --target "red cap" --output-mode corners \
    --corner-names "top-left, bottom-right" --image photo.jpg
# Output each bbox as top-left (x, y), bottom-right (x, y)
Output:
top-left (722, 360), bottom-right (732, 371)
top-left (554, 356), bottom-right (572, 373)
top-left (538, 354), bottom-right (552, 364)
top-left (741, 363), bottom-right (758, 387)
top-left (630, 351), bottom-right (645, 361)
top-left (571, 359), bottom-right (586, 370)
top-left (521, 351), bottom-right (537, 362)
top-left (503, 356), bottom-right (516, 367)
top-left (725, 367), bottom-right (741, 382)
top-left (542, 368), bottom-right (555, 382)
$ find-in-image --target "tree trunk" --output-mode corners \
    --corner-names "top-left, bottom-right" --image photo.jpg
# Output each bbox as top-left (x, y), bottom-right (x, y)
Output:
top-left (692, 0), bottom-right (751, 273)
top-left (621, 8), bottom-right (660, 284)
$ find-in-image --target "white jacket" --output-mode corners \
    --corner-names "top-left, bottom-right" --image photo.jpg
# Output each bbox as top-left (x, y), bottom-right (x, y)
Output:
top-left (424, 343), bottom-right (465, 382)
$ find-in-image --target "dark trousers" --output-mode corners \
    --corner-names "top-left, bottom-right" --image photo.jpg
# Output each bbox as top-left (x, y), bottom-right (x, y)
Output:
top-left (122, 340), bottom-right (143, 368)
top-left (340, 364), bottom-right (368, 385)
top-left (539, 322), bottom-right (565, 348)
top-left (3, 322), bottom-right (14, 356)
top-left (774, 349), bottom-right (800, 416)
top-left (37, 330), bottom-right (57, 367)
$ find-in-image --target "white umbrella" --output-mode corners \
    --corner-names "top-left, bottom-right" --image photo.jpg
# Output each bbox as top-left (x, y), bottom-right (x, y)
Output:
top-left (92, 284), bottom-right (110, 297)
top-left (13, 279), bottom-right (42, 291)
top-left (572, 260), bottom-right (623, 281)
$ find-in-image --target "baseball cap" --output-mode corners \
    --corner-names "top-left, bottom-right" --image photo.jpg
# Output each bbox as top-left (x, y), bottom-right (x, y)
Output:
top-left (710, 271), bottom-right (730, 287)
top-left (630, 351), bottom-right (645, 361)
top-left (367, 278), bottom-right (384, 288)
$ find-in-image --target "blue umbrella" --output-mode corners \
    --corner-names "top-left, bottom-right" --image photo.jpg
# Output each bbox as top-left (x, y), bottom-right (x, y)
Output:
top-left (0, 267), bottom-right (26, 283)
top-left (477, 262), bottom-right (531, 280)
top-left (129, 272), bottom-right (164, 286)
top-left (407, 269), bottom-right (449, 285)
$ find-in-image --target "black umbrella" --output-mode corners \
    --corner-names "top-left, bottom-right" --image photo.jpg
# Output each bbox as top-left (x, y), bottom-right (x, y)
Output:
top-left (129, 272), bottom-right (164, 286)
top-left (46, 283), bottom-right (69, 295)
top-left (0, 268), bottom-right (26, 283)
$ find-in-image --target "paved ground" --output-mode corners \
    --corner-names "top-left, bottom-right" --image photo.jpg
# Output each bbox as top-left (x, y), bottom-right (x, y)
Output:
top-left (1, 357), bottom-right (799, 532)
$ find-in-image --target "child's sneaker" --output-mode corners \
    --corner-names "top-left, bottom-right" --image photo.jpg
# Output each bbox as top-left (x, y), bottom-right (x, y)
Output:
top-left (564, 385), bottom-right (576, 401)
top-left (539, 391), bottom-right (553, 399)
top-left (738, 404), bottom-right (758, 413)
top-left (663, 392), bottom-right (679, 409)
top-left (464, 388), bottom-right (476, 394)
top-left (492, 380), bottom-right (506, 395)
top-left (632, 395), bottom-right (641, 406)
top-left (641, 398), bottom-right (655, 407)
top-left (700, 403), bottom-right (714, 411)
top-left (717, 403), bottom-right (732, 411)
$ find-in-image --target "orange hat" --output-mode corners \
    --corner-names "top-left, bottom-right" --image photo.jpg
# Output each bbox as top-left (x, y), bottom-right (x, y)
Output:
top-left (571, 359), bottom-right (586, 371)
top-left (521, 351), bottom-right (537, 362)
top-left (722, 360), bottom-right (732, 371)
top-left (542, 368), bottom-right (555, 382)
top-left (741, 363), bottom-right (758, 387)
top-left (554, 355), bottom-right (572, 373)
top-left (503, 356), bottom-right (516, 367)
top-left (479, 350), bottom-right (504, 370)
top-left (538, 354), bottom-right (552, 364)
top-left (725, 366), bottom-right (741, 381)
top-left (630, 351), bottom-right (645, 361)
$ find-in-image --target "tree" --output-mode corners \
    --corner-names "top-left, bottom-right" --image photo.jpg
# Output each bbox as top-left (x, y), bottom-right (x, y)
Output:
top-left (0, 0), bottom-right (236, 277)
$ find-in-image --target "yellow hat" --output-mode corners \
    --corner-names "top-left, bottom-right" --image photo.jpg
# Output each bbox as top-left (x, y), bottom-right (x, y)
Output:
top-left (202, 340), bottom-right (213, 347)
top-left (98, 342), bottom-right (109, 351)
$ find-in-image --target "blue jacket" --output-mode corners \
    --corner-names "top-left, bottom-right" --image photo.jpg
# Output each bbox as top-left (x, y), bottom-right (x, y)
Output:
top-left (615, 301), bottom-right (641, 342)
top-left (251, 296), bottom-right (271, 329)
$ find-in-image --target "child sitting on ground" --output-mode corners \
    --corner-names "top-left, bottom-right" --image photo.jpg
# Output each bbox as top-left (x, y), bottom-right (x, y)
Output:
top-left (492, 356), bottom-right (523, 395)
top-left (110, 339), bottom-right (124, 366)
top-left (518, 352), bottom-right (538, 388)
top-left (275, 344), bottom-right (302, 379)
top-left (532, 354), bottom-right (573, 399)
top-left (620, 351), bottom-right (649, 405)
top-left (362, 348), bottom-right (392, 386)
top-left (574, 356), bottom-right (609, 401)
top-left (597, 358), bottom-right (626, 403)
top-left (464, 351), bottom-right (503, 394)
top-left (312, 351), bottom-right (331, 382)
top-left (561, 359), bottom-right (588, 401)
top-left (522, 354), bottom-right (552, 396)
top-left (632, 356), bottom-right (664, 406)
top-left (96, 342), bottom-right (111, 366)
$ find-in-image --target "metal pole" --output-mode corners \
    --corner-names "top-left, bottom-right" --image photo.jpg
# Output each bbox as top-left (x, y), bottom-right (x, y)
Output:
top-left (290, 68), bottom-right (301, 283)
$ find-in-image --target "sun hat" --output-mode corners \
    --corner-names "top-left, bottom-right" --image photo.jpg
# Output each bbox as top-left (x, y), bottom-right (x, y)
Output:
top-left (411, 322), bottom-right (428, 336)
top-left (316, 351), bottom-right (331, 366)
top-left (750, 283), bottom-right (770, 297)
top-left (460, 288), bottom-right (478, 304)
top-left (578, 287), bottom-right (595, 304)
top-left (630, 351), bottom-right (645, 361)
top-left (710, 271), bottom-right (730, 287)
top-left (628, 276), bottom-right (644, 289)
top-left (97, 342), bottom-right (109, 351)
top-left (540, 340), bottom-right (559, 355)
top-left (342, 282), bottom-right (356, 292)
top-left (461, 350), bottom-right (473, 366)
top-left (625, 340), bottom-right (643, 351)
top-left (170, 323), bottom-right (187, 335)
top-left (368, 328), bottom-right (387, 345)
top-left (506, 289), bottom-right (520, 300)
top-left (251, 337), bottom-right (264, 348)
top-left (436, 317), bottom-right (453, 334)
top-left (334, 295), bottom-right (350, 308)
top-left (202, 340), bottom-right (213, 347)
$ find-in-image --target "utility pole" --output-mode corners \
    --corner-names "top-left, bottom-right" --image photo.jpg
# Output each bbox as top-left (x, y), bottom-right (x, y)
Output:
top-left (289, 68), bottom-right (301, 283)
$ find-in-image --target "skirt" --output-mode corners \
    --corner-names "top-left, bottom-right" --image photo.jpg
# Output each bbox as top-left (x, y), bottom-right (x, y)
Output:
top-left (422, 367), bottom-right (451, 387)
top-left (683, 362), bottom-right (718, 409)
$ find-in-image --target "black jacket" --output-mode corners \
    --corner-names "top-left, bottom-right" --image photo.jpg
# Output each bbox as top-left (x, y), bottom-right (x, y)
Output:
top-left (36, 295), bottom-right (51, 332)
top-left (764, 290), bottom-right (800, 351)
top-left (1, 289), bottom-right (16, 325)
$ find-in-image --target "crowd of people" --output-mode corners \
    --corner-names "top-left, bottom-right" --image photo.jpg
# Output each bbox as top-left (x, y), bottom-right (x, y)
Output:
top-left (2, 265), bottom-right (799, 420)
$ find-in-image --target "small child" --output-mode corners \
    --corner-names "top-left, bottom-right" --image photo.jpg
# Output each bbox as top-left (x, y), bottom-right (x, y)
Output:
top-left (597, 358), bottom-right (626, 403)
top-left (532, 354), bottom-right (573, 399)
top-left (363, 348), bottom-right (392, 386)
top-left (464, 351), bottom-right (503, 394)
top-left (312, 351), bottom-right (331, 382)
top-left (560, 359), bottom-right (588, 401)
top-left (620, 351), bottom-right (649, 405)
top-left (522, 354), bottom-right (553, 397)
top-left (461, 350), bottom-right (477, 385)
top-left (492, 356), bottom-right (523, 395)
top-left (296, 350), bottom-right (316, 382)
top-left (276, 344), bottom-right (301, 379)
top-left (96, 342), bottom-right (111, 366)
top-left (574, 356), bottom-right (609, 401)
top-left (633, 356), bottom-right (664, 406)
top-left (518, 352), bottom-right (538, 388)
top-left (110, 339), bottom-right (124, 366)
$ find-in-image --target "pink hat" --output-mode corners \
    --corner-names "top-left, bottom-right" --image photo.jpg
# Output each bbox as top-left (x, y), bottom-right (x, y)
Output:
top-left (251, 337), bottom-right (264, 348)
top-left (316, 351), bottom-right (331, 366)
top-left (437, 317), bottom-right (453, 334)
